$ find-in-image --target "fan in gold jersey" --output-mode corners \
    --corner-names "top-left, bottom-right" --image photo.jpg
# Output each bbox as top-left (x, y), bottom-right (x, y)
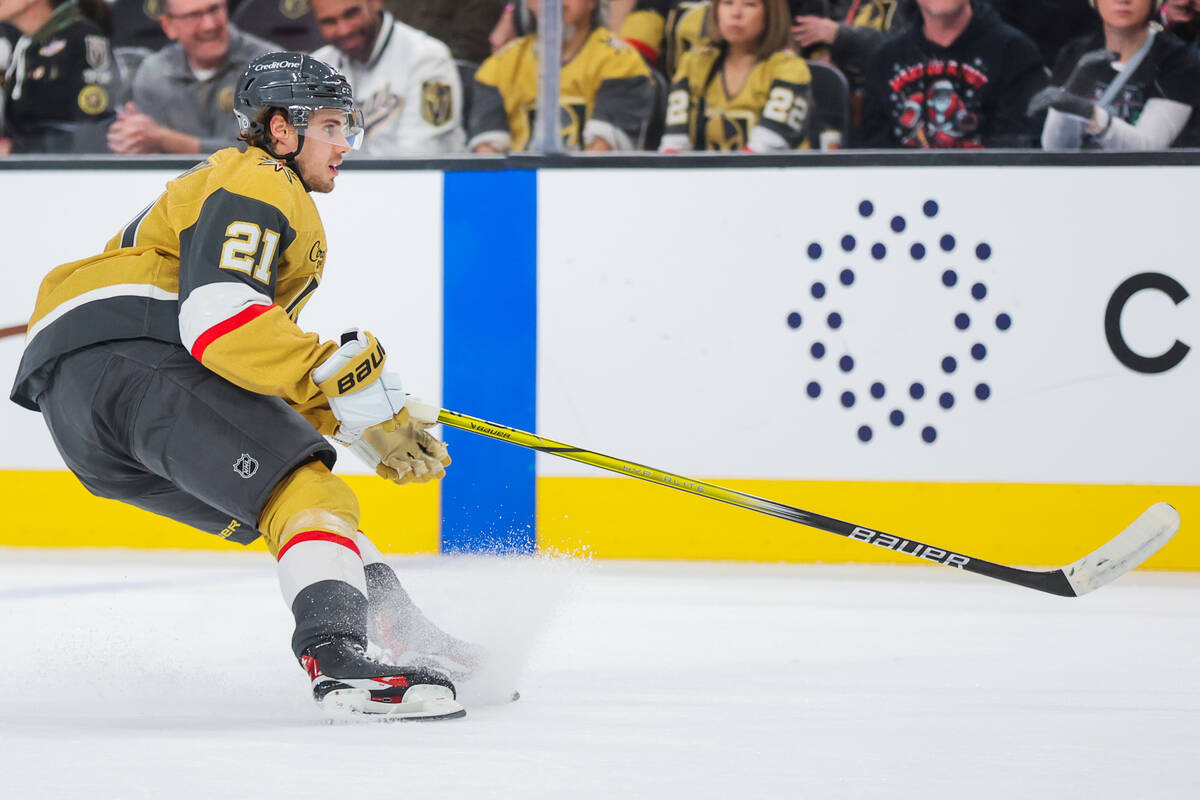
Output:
top-left (659, 0), bottom-right (813, 151)
top-left (468, 0), bottom-right (656, 151)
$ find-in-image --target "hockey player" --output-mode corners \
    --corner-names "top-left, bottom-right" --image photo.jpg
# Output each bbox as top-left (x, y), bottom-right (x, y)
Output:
top-left (469, 0), bottom-right (655, 152)
top-left (310, 0), bottom-right (465, 155)
top-left (659, 0), bottom-right (813, 151)
top-left (9, 51), bottom-right (473, 720)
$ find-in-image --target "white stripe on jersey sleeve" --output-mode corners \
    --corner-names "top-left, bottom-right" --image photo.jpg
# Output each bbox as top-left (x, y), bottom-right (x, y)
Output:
top-left (27, 283), bottom-right (179, 344)
top-left (178, 281), bottom-right (274, 352)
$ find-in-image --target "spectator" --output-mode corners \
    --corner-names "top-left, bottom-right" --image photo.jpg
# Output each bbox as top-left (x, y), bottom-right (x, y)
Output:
top-left (107, 0), bottom-right (277, 154)
top-left (1160, 0), bottom-right (1200, 49)
top-left (383, 0), bottom-right (507, 64)
top-left (108, 0), bottom-right (171, 52)
top-left (619, 0), bottom-right (711, 75)
top-left (856, 0), bottom-right (1047, 148)
top-left (1033, 0), bottom-right (1200, 150)
top-left (609, 0), bottom-right (636, 30)
top-left (793, 1), bottom-right (912, 87)
top-left (990, 1), bottom-right (1098, 67)
top-left (487, 1), bottom-right (520, 53)
top-left (1, 0), bottom-right (119, 154)
top-left (231, 0), bottom-right (325, 52)
top-left (310, 0), bottom-right (465, 154)
top-left (469, 0), bottom-right (654, 152)
top-left (659, 0), bottom-right (813, 151)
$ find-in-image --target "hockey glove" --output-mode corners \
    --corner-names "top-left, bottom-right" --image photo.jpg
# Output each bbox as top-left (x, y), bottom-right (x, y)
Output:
top-left (1026, 87), bottom-right (1097, 122)
top-left (313, 329), bottom-right (408, 444)
top-left (1063, 49), bottom-right (1119, 95)
top-left (348, 396), bottom-right (451, 485)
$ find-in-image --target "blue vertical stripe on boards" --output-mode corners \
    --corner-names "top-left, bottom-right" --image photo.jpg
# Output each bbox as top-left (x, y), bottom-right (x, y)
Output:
top-left (441, 169), bottom-right (537, 553)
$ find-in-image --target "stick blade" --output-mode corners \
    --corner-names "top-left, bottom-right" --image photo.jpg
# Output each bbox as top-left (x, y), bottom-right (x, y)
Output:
top-left (1063, 502), bottom-right (1181, 596)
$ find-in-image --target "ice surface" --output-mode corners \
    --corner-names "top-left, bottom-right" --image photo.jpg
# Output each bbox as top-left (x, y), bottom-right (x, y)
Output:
top-left (1, 549), bottom-right (1197, 799)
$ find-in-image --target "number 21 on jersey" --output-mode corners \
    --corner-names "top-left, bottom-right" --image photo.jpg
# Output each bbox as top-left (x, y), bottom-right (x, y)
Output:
top-left (220, 221), bottom-right (280, 284)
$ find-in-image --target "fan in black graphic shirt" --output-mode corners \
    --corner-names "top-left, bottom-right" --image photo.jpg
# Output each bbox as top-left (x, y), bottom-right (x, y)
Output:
top-left (1033, 0), bottom-right (1200, 150)
top-left (856, 0), bottom-right (1047, 148)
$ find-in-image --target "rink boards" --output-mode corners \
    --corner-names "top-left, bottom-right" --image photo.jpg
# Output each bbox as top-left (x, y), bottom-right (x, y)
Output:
top-left (1, 159), bottom-right (1197, 569)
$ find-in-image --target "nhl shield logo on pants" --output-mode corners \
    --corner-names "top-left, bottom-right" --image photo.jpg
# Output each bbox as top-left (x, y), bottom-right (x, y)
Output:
top-left (233, 453), bottom-right (259, 479)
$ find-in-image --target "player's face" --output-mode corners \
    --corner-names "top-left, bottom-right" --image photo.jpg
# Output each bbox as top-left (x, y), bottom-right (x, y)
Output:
top-left (311, 0), bottom-right (384, 62)
top-left (273, 108), bottom-right (353, 193)
top-left (1095, 0), bottom-right (1155, 29)
top-left (528, 0), bottom-right (597, 30)
top-left (161, 0), bottom-right (231, 69)
top-left (716, 0), bottom-right (766, 48)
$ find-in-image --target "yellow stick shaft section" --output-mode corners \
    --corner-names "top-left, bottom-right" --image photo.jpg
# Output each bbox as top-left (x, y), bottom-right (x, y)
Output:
top-left (435, 408), bottom-right (1178, 598)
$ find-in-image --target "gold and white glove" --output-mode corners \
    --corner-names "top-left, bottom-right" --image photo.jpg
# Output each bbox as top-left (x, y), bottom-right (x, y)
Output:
top-left (348, 397), bottom-right (451, 484)
top-left (312, 329), bottom-right (408, 444)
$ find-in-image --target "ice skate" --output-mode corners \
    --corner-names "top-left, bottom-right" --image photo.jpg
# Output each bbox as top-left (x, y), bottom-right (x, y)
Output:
top-left (301, 636), bottom-right (466, 721)
top-left (369, 604), bottom-right (487, 683)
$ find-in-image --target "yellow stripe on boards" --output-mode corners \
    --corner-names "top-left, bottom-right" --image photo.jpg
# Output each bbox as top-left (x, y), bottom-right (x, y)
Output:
top-left (5, 470), bottom-right (1196, 569)
top-left (0, 471), bottom-right (440, 555)
top-left (537, 477), bottom-right (1199, 570)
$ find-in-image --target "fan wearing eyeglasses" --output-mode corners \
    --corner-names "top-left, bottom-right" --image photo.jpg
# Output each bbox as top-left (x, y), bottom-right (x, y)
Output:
top-left (107, 0), bottom-right (279, 154)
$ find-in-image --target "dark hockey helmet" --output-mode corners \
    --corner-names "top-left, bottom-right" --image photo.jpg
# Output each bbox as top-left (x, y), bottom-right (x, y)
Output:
top-left (234, 51), bottom-right (363, 148)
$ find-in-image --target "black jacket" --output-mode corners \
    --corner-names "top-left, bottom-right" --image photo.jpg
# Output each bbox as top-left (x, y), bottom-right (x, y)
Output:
top-left (856, 0), bottom-right (1048, 148)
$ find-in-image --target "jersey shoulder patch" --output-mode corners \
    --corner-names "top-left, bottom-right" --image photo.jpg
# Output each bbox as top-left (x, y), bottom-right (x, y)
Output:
top-left (676, 45), bottom-right (719, 84)
top-left (763, 51), bottom-right (813, 86)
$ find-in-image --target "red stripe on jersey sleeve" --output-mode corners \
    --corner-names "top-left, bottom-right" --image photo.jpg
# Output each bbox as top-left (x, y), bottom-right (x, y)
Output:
top-left (627, 39), bottom-right (659, 64)
top-left (189, 303), bottom-right (274, 362)
top-left (276, 530), bottom-right (362, 562)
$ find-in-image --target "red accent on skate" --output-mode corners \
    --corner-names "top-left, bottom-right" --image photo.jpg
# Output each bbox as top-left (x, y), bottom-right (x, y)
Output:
top-left (372, 675), bottom-right (411, 688)
top-left (301, 654), bottom-right (323, 681)
top-left (276, 530), bottom-right (362, 561)
top-left (190, 303), bottom-right (273, 362)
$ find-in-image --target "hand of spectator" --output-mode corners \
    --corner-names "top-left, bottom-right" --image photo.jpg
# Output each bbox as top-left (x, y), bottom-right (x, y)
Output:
top-left (1063, 49), bottom-right (1118, 94)
top-left (0, 137), bottom-right (11, 156)
top-left (1026, 86), bottom-right (1099, 124)
top-left (108, 102), bottom-right (167, 154)
top-left (490, 2), bottom-right (517, 53)
top-left (792, 16), bottom-right (839, 48)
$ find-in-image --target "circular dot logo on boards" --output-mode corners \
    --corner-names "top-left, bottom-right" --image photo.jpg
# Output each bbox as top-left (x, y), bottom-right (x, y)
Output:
top-left (788, 198), bottom-right (1012, 446)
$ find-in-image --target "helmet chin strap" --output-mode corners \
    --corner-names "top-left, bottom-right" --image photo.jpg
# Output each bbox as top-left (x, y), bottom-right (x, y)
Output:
top-left (263, 132), bottom-right (312, 192)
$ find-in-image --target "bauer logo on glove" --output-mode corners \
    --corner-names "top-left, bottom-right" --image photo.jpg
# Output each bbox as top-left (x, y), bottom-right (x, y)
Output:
top-left (315, 330), bottom-right (387, 397)
top-left (312, 329), bottom-right (408, 444)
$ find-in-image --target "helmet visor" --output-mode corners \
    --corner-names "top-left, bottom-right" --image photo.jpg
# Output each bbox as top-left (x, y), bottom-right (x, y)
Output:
top-left (295, 107), bottom-right (365, 150)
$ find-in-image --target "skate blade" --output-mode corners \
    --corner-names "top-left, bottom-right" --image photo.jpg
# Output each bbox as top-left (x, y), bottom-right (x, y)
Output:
top-left (319, 686), bottom-right (466, 722)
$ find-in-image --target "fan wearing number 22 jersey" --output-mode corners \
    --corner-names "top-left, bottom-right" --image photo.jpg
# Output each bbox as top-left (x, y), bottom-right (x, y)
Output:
top-left (658, 44), bottom-right (813, 151)
top-left (11, 146), bottom-right (340, 434)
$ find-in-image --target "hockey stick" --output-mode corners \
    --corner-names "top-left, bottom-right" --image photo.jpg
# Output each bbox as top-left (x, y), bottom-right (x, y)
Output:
top-left (437, 408), bottom-right (1180, 597)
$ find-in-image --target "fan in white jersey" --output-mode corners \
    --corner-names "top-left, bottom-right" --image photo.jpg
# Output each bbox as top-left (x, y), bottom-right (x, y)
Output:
top-left (311, 0), bottom-right (465, 154)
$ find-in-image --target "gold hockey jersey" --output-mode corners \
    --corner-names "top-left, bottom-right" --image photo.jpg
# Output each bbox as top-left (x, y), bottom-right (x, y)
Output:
top-left (469, 27), bottom-right (653, 151)
top-left (848, 0), bottom-right (900, 30)
top-left (12, 146), bottom-right (339, 434)
top-left (619, 0), bottom-right (710, 77)
top-left (659, 46), bottom-right (814, 151)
